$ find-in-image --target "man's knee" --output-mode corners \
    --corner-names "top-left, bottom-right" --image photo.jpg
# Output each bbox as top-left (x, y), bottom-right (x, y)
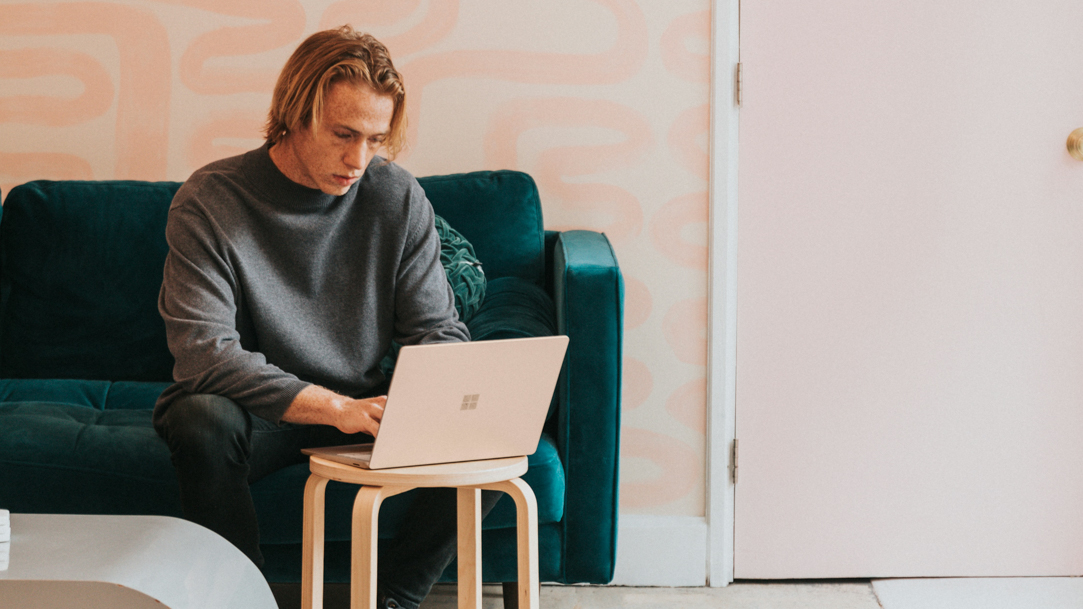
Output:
top-left (159, 393), bottom-right (250, 459)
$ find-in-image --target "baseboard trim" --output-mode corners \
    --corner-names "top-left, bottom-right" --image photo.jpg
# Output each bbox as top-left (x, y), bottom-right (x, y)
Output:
top-left (610, 515), bottom-right (707, 586)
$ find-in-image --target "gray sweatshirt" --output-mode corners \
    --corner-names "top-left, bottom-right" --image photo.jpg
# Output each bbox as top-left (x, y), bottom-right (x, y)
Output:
top-left (154, 144), bottom-right (469, 425)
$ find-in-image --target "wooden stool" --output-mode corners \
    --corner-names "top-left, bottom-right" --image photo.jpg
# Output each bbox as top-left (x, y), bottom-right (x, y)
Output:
top-left (301, 455), bottom-right (538, 609)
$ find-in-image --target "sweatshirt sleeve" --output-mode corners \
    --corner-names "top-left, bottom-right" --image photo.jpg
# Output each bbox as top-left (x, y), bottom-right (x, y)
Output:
top-left (157, 200), bottom-right (311, 423)
top-left (392, 180), bottom-right (471, 346)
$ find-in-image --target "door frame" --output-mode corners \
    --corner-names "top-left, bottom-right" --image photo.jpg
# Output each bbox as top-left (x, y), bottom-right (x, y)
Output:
top-left (706, 0), bottom-right (740, 587)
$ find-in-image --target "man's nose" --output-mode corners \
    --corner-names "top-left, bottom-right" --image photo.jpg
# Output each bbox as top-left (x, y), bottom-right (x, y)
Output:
top-left (344, 143), bottom-right (368, 170)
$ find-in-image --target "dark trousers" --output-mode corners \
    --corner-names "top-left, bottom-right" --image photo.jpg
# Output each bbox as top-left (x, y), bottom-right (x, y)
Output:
top-left (155, 393), bottom-right (502, 608)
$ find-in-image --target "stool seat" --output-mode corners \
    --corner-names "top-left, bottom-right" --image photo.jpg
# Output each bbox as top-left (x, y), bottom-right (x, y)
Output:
top-left (302, 456), bottom-right (538, 609)
top-left (308, 455), bottom-right (528, 488)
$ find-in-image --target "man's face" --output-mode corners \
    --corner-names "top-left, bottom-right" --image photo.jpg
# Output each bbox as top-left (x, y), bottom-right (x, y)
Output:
top-left (275, 81), bottom-right (395, 196)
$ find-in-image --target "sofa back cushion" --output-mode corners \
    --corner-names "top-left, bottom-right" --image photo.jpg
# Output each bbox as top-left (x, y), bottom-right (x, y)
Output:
top-left (0, 171), bottom-right (544, 381)
top-left (419, 170), bottom-right (545, 285)
top-left (1, 181), bottom-right (179, 381)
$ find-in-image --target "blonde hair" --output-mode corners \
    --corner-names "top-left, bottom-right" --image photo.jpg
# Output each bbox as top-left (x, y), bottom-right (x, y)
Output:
top-left (264, 26), bottom-right (407, 160)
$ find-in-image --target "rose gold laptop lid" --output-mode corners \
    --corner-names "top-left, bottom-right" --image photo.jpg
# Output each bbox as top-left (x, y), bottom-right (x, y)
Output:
top-left (304, 336), bottom-right (568, 469)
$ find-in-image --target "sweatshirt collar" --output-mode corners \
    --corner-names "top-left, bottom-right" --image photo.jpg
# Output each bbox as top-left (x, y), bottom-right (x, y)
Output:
top-left (244, 143), bottom-right (345, 210)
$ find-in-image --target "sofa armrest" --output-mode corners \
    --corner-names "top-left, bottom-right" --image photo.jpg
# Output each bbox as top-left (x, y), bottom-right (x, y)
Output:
top-left (551, 230), bottom-right (622, 583)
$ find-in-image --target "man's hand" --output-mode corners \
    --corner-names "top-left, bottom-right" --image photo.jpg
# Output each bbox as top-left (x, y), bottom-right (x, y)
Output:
top-left (336, 395), bottom-right (386, 436)
top-left (282, 385), bottom-right (386, 436)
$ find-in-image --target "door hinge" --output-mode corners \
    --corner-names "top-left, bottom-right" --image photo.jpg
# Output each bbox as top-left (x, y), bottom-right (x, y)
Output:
top-left (732, 439), bottom-right (739, 484)
top-left (735, 63), bottom-right (742, 107)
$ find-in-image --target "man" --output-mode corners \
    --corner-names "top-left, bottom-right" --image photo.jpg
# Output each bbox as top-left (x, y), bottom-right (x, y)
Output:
top-left (154, 26), bottom-right (498, 609)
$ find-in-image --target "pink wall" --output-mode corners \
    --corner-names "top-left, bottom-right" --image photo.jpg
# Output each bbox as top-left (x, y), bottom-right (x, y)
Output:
top-left (0, 0), bottom-right (710, 517)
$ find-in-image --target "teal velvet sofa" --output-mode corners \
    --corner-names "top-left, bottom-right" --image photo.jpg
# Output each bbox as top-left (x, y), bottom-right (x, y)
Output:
top-left (0, 171), bottom-right (622, 586)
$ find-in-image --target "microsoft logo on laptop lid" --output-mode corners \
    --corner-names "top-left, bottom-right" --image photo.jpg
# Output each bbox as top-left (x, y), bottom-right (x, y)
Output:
top-left (460, 394), bottom-right (480, 411)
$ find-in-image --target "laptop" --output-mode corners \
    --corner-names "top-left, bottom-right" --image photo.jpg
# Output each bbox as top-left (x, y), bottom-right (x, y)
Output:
top-left (302, 335), bottom-right (568, 470)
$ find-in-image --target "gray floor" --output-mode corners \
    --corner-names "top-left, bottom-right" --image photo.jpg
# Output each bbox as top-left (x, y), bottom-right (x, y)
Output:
top-left (426, 583), bottom-right (883, 609)
top-left (272, 581), bottom-right (884, 609)
top-left (274, 578), bottom-right (1083, 609)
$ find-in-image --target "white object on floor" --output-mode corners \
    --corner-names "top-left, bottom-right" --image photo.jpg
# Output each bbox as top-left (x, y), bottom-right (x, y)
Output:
top-left (0, 513), bottom-right (276, 609)
top-left (0, 542), bottom-right (8, 572)
top-left (873, 578), bottom-right (1083, 609)
top-left (0, 509), bottom-right (9, 542)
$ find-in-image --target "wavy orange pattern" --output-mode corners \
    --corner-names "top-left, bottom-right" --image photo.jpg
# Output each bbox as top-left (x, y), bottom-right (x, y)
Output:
top-left (320, 0), bottom-right (420, 28)
top-left (1, 153), bottom-right (94, 202)
top-left (661, 10), bottom-right (710, 84)
top-left (651, 192), bottom-right (708, 270)
top-left (400, 0), bottom-right (647, 85)
top-left (652, 104), bottom-right (709, 267)
top-left (622, 357), bottom-right (653, 410)
top-left (187, 111), bottom-right (267, 171)
top-left (398, 0), bottom-right (648, 154)
top-left (620, 428), bottom-right (702, 509)
top-left (668, 104), bottom-right (709, 181)
top-left (319, 0), bottom-right (460, 57)
top-left (666, 377), bottom-right (706, 434)
top-left (484, 97), bottom-right (651, 243)
top-left (623, 275), bottom-right (653, 330)
top-left (663, 297), bottom-right (707, 366)
top-left (160, 0), bottom-right (306, 95)
top-left (0, 2), bottom-right (171, 180)
top-left (0, 48), bottom-right (113, 126)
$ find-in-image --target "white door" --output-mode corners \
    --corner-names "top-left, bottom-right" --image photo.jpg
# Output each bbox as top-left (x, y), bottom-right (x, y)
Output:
top-left (736, 0), bottom-right (1083, 578)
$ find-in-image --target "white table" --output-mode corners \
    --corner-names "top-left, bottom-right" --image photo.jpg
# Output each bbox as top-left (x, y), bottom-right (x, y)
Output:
top-left (0, 513), bottom-right (276, 609)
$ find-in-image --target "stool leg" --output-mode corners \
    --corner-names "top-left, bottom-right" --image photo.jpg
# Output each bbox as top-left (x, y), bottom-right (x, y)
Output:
top-left (303, 475), bottom-right (330, 609)
top-left (483, 479), bottom-right (538, 609)
top-left (352, 486), bottom-right (392, 609)
top-left (457, 487), bottom-right (482, 609)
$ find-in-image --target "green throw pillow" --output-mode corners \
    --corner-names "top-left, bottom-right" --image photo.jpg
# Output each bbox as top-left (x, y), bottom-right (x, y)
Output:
top-left (435, 214), bottom-right (486, 323)
top-left (379, 215), bottom-right (485, 377)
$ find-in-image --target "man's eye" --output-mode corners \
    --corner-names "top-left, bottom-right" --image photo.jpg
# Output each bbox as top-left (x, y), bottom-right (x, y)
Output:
top-left (336, 132), bottom-right (352, 140)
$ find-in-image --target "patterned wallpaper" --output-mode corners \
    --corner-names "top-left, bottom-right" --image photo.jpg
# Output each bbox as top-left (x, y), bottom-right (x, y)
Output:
top-left (0, 0), bottom-right (710, 517)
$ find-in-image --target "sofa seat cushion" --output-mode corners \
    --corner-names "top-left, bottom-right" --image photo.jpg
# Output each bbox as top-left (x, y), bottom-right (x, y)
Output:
top-left (0, 402), bottom-right (181, 516)
top-left (0, 399), bottom-right (566, 547)
top-left (252, 432), bottom-right (565, 545)
top-left (0, 379), bottom-right (170, 411)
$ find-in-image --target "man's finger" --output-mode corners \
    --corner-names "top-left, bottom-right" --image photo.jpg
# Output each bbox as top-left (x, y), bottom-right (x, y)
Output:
top-left (367, 397), bottom-right (385, 422)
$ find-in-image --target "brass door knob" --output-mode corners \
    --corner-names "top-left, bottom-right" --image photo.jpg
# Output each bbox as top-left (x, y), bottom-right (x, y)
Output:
top-left (1069, 128), bottom-right (1083, 161)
